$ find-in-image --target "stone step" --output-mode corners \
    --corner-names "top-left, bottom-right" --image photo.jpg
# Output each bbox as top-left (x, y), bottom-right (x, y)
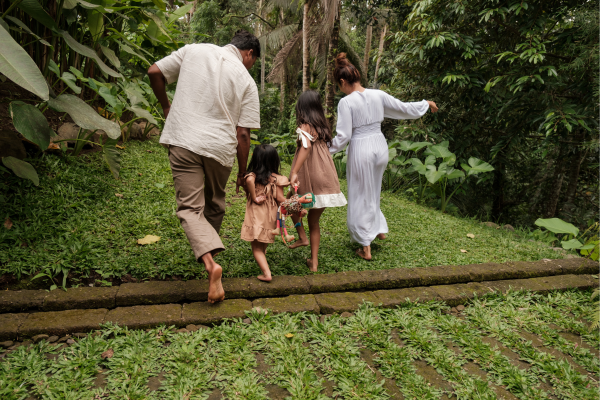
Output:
top-left (1, 258), bottom-right (597, 314)
top-left (0, 273), bottom-right (596, 341)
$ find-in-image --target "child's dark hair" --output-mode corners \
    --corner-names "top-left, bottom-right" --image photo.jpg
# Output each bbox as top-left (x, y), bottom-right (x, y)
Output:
top-left (333, 52), bottom-right (360, 85)
top-left (246, 144), bottom-right (280, 185)
top-left (295, 90), bottom-right (332, 146)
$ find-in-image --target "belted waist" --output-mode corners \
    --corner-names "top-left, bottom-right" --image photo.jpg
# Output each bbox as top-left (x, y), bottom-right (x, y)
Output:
top-left (351, 122), bottom-right (382, 139)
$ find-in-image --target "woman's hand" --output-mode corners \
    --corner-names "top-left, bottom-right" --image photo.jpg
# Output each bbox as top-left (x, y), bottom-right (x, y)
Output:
top-left (289, 172), bottom-right (299, 189)
top-left (253, 195), bottom-right (266, 205)
top-left (427, 101), bottom-right (438, 113)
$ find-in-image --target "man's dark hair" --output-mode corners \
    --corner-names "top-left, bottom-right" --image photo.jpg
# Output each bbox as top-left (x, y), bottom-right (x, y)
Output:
top-left (230, 30), bottom-right (261, 58)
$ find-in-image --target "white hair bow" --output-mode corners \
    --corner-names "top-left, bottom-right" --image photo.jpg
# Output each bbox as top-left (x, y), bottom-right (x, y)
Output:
top-left (296, 127), bottom-right (315, 149)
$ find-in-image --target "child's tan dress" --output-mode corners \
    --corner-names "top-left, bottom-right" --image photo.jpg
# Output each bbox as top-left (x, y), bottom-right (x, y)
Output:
top-left (290, 128), bottom-right (347, 209)
top-left (241, 173), bottom-right (290, 243)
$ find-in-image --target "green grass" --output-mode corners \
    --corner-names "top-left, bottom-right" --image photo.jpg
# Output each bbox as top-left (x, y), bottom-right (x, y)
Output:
top-left (0, 290), bottom-right (598, 399)
top-left (0, 138), bottom-right (564, 283)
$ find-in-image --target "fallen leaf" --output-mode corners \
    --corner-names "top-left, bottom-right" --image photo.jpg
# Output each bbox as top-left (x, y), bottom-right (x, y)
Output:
top-left (460, 249), bottom-right (468, 253)
top-left (138, 235), bottom-right (161, 245)
top-left (115, 145), bottom-right (125, 149)
top-left (466, 233), bottom-right (475, 239)
top-left (155, 183), bottom-right (165, 189)
top-left (146, 150), bottom-right (153, 153)
top-left (115, 193), bottom-right (123, 198)
top-left (285, 333), bottom-right (294, 338)
top-left (101, 349), bottom-right (114, 359)
top-left (4, 217), bottom-right (12, 229)
top-left (138, 173), bottom-right (143, 176)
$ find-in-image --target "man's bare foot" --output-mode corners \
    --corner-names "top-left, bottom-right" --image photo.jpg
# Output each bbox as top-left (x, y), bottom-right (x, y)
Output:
top-left (356, 247), bottom-right (372, 261)
top-left (257, 274), bottom-right (272, 282)
top-left (306, 258), bottom-right (318, 272)
top-left (376, 233), bottom-right (387, 240)
top-left (207, 263), bottom-right (225, 303)
top-left (289, 239), bottom-right (309, 249)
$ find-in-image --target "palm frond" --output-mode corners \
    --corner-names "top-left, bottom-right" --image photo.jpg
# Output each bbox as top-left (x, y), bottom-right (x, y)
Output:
top-left (267, 30), bottom-right (303, 83)
top-left (259, 23), bottom-right (299, 51)
top-left (339, 23), bottom-right (366, 79)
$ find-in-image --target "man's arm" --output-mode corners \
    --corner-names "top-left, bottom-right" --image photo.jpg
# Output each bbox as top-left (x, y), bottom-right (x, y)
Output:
top-left (236, 126), bottom-right (251, 194)
top-left (148, 64), bottom-right (171, 119)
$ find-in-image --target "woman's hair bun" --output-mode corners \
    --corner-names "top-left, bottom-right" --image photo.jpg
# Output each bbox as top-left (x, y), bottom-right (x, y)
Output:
top-left (335, 52), bottom-right (351, 68)
top-left (333, 52), bottom-right (360, 85)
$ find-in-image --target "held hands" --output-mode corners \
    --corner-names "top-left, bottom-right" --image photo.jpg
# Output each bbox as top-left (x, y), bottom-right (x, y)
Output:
top-left (236, 174), bottom-right (246, 194)
top-left (427, 101), bottom-right (438, 113)
top-left (289, 172), bottom-right (299, 188)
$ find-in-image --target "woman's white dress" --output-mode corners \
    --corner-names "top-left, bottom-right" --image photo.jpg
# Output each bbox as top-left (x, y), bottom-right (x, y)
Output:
top-left (329, 89), bottom-right (429, 246)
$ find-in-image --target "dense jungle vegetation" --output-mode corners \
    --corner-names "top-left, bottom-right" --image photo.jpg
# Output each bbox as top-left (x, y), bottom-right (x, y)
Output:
top-left (0, 0), bottom-right (598, 283)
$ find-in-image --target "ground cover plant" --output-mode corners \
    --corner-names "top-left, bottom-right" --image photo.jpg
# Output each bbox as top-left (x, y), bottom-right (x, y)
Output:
top-left (0, 289), bottom-right (598, 399)
top-left (0, 138), bottom-right (564, 287)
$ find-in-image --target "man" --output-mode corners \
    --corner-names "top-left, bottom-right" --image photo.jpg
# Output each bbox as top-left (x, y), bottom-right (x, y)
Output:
top-left (148, 30), bottom-right (261, 303)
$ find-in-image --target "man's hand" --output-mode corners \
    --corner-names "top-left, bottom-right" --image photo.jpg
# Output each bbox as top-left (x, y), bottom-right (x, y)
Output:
top-left (163, 106), bottom-right (171, 119)
top-left (236, 174), bottom-right (246, 194)
top-left (427, 101), bottom-right (439, 113)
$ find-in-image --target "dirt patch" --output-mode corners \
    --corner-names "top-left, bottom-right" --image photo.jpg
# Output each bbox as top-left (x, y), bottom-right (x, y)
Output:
top-left (360, 347), bottom-right (404, 399)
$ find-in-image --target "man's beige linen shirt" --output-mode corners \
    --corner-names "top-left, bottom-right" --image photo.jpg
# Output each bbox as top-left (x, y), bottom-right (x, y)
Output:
top-left (156, 44), bottom-right (260, 167)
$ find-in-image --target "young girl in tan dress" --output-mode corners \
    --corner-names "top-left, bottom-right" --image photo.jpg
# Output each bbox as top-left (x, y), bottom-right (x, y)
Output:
top-left (241, 144), bottom-right (289, 282)
top-left (289, 90), bottom-right (347, 272)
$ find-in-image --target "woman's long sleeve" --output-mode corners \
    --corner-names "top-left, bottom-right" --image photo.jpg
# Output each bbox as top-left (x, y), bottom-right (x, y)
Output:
top-left (380, 91), bottom-right (429, 120)
top-left (329, 100), bottom-right (353, 154)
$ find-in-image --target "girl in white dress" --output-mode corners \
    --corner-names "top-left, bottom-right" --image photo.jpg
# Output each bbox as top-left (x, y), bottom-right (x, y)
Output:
top-left (329, 53), bottom-right (438, 260)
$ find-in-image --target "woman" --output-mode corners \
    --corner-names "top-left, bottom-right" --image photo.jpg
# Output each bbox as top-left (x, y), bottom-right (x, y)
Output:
top-left (329, 53), bottom-right (438, 260)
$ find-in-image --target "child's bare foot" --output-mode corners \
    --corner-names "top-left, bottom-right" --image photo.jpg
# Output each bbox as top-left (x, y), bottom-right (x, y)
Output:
top-left (356, 247), bottom-right (372, 261)
top-left (306, 258), bottom-right (318, 272)
top-left (289, 239), bottom-right (309, 249)
top-left (376, 233), bottom-right (387, 240)
top-left (257, 274), bottom-right (272, 282)
top-left (207, 263), bottom-right (225, 303)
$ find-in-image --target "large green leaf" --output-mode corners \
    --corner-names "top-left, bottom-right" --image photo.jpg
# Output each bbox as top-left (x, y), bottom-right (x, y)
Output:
top-left (446, 168), bottom-right (465, 180)
top-left (98, 86), bottom-right (119, 108)
top-left (424, 141), bottom-right (453, 158)
top-left (561, 238), bottom-right (583, 250)
top-left (61, 31), bottom-right (122, 78)
top-left (128, 106), bottom-right (158, 125)
top-left (47, 94), bottom-right (120, 139)
top-left (2, 156), bottom-right (39, 186)
top-left (87, 10), bottom-right (104, 42)
top-left (399, 140), bottom-right (431, 152)
top-left (18, 0), bottom-right (59, 33)
top-left (535, 218), bottom-right (579, 236)
top-left (100, 45), bottom-right (121, 69)
top-left (462, 157), bottom-right (495, 176)
top-left (60, 72), bottom-right (82, 94)
top-left (9, 101), bottom-right (54, 150)
top-left (425, 163), bottom-right (448, 184)
top-left (103, 138), bottom-right (121, 179)
top-left (409, 158), bottom-right (427, 174)
top-left (167, 3), bottom-right (193, 25)
top-left (0, 24), bottom-right (49, 100)
top-left (122, 83), bottom-right (149, 107)
top-left (5, 16), bottom-right (52, 46)
top-left (119, 42), bottom-right (150, 65)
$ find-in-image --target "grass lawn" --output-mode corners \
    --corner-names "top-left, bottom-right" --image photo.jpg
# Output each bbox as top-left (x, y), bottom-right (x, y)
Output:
top-left (0, 290), bottom-right (598, 399)
top-left (0, 138), bottom-right (564, 284)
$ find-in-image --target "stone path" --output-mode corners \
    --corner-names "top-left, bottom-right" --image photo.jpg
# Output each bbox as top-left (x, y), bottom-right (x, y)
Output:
top-left (0, 258), bottom-right (597, 341)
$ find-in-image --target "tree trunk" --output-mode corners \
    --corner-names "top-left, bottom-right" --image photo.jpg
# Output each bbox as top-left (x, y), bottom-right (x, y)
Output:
top-left (373, 23), bottom-right (387, 87)
top-left (364, 23), bottom-right (372, 83)
top-left (325, 17), bottom-right (340, 128)
top-left (562, 133), bottom-right (586, 214)
top-left (544, 148), bottom-right (568, 218)
top-left (302, 1), bottom-right (309, 92)
top-left (280, 69), bottom-right (286, 113)
top-left (491, 162), bottom-right (504, 220)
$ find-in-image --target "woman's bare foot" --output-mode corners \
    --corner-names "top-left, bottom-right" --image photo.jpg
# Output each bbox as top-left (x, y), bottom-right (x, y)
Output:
top-left (207, 264), bottom-right (225, 303)
top-left (376, 233), bottom-right (387, 240)
top-left (289, 239), bottom-right (309, 249)
top-left (306, 258), bottom-right (318, 272)
top-left (356, 246), bottom-right (372, 261)
top-left (257, 274), bottom-right (272, 282)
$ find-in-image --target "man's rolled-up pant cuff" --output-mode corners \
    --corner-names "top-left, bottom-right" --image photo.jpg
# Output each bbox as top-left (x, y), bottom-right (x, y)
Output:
top-left (193, 242), bottom-right (225, 263)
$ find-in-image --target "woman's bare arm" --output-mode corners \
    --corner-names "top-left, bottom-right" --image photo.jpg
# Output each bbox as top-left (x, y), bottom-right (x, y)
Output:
top-left (289, 124), bottom-right (313, 187)
top-left (246, 175), bottom-right (264, 204)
